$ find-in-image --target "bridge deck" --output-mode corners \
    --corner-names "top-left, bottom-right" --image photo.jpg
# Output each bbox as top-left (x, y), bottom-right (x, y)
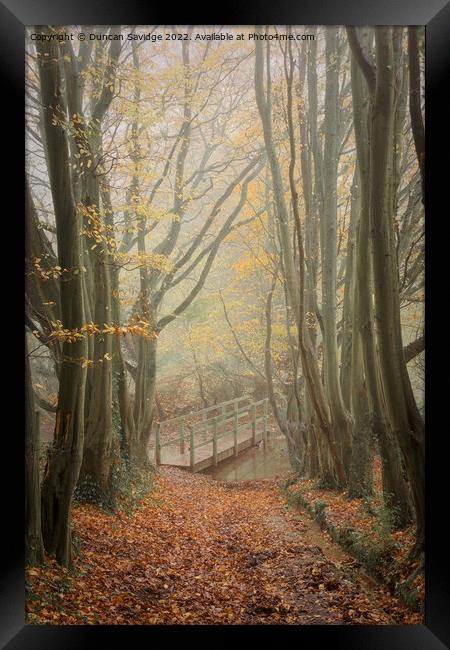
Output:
top-left (159, 425), bottom-right (268, 473)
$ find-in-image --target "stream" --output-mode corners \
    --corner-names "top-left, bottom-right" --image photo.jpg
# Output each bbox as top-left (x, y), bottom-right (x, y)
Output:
top-left (202, 433), bottom-right (291, 481)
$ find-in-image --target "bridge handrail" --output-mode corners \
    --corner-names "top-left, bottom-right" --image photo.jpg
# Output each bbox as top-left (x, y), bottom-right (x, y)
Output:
top-left (159, 397), bottom-right (266, 433)
top-left (158, 410), bottom-right (249, 449)
top-left (158, 412), bottom-right (267, 450)
top-left (157, 399), bottom-right (267, 448)
top-left (156, 395), bottom-right (252, 428)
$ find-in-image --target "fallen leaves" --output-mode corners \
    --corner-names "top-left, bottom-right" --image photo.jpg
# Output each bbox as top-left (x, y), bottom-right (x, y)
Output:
top-left (26, 467), bottom-right (419, 625)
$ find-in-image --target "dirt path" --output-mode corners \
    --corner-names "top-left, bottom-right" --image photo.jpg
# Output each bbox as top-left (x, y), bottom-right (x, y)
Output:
top-left (27, 467), bottom-right (411, 625)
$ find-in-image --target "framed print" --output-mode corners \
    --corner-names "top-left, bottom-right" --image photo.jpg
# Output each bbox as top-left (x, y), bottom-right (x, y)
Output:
top-left (2, 0), bottom-right (449, 647)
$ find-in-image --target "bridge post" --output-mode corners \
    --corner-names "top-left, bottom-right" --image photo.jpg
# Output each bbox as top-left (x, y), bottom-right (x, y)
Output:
top-left (189, 425), bottom-right (195, 471)
top-left (202, 412), bottom-right (207, 441)
top-left (251, 402), bottom-right (256, 445)
top-left (155, 422), bottom-right (161, 465)
top-left (213, 416), bottom-right (218, 466)
top-left (233, 402), bottom-right (238, 457)
top-left (263, 398), bottom-right (268, 444)
top-left (179, 416), bottom-right (185, 454)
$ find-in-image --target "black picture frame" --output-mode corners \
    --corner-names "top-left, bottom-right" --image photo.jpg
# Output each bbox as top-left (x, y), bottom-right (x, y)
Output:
top-left (2, 0), bottom-right (448, 647)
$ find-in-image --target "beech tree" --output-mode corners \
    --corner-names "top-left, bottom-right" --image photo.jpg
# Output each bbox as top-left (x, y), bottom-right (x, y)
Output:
top-left (35, 30), bottom-right (89, 566)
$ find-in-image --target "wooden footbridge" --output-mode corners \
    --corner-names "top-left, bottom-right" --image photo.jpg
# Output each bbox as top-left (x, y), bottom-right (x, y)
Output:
top-left (154, 396), bottom-right (270, 473)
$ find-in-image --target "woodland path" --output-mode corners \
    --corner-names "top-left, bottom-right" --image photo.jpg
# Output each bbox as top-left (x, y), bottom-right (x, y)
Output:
top-left (27, 467), bottom-right (411, 625)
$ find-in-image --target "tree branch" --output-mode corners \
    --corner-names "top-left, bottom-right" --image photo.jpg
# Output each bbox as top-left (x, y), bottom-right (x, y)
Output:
top-left (219, 290), bottom-right (266, 381)
top-left (404, 335), bottom-right (424, 363)
top-left (34, 391), bottom-right (57, 413)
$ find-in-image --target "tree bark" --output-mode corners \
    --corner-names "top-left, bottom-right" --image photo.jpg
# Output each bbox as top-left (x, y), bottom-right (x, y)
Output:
top-left (25, 335), bottom-right (45, 565)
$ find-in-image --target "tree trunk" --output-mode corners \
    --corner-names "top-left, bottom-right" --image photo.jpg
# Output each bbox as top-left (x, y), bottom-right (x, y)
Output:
top-left (255, 33), bottom-right (346, 488)
top-left (71, 36), bottom-right (122, 504)
top-left (37, 33), bottom-right (88, 567)
top-left (78, 167), bottom-right (119, 504)
top-left (25, 335), bottom-right (44, 565)
top-left (369, 28), bottom-right (424, 552)
top-left (339, 171), bottom-right (358, 409)
top-left (130, 337), bottom-right (157, 465)
top-left (407, 27), bottom-right (425, 201)
top-left (347, 173), bottom-right (373, 498)
top-left (348, 26), bottom-right (412, 525)
top-left (320, 27), bottom-right (353, 478)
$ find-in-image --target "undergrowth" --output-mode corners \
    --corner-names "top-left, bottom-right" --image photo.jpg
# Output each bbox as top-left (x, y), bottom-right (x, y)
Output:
top-left (283, 479), bottom-right (423, 614)
top-left (74, 456), bottom-right (156, 515)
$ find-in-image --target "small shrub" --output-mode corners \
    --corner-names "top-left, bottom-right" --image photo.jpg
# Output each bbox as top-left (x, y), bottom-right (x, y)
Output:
top-left (312, 499), bottom-right (327, 524)
top-left (313, 478), bottom-right (335, 491)
top-left (285, 486), bottom-right (305, 509)
top-left (374, 500), bottom-right (400, 536)
top-left (344, 529), bottom-right (394, 574)
top-left (111, 455), bottom-right (155, 515)
top-left (396, 582), bottom-right (420, 612)
top-left (313, 499), bottom-right (327, 515)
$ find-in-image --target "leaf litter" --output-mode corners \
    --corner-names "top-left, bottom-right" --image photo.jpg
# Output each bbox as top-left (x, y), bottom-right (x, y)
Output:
top-left (26, 466), bottom-right (419, 625)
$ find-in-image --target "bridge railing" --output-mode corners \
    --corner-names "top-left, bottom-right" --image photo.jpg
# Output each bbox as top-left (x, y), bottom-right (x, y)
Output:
top-left (155, 396), bottom-right (269, 469)
top-left (155, 395), bottom-right (252, 450)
